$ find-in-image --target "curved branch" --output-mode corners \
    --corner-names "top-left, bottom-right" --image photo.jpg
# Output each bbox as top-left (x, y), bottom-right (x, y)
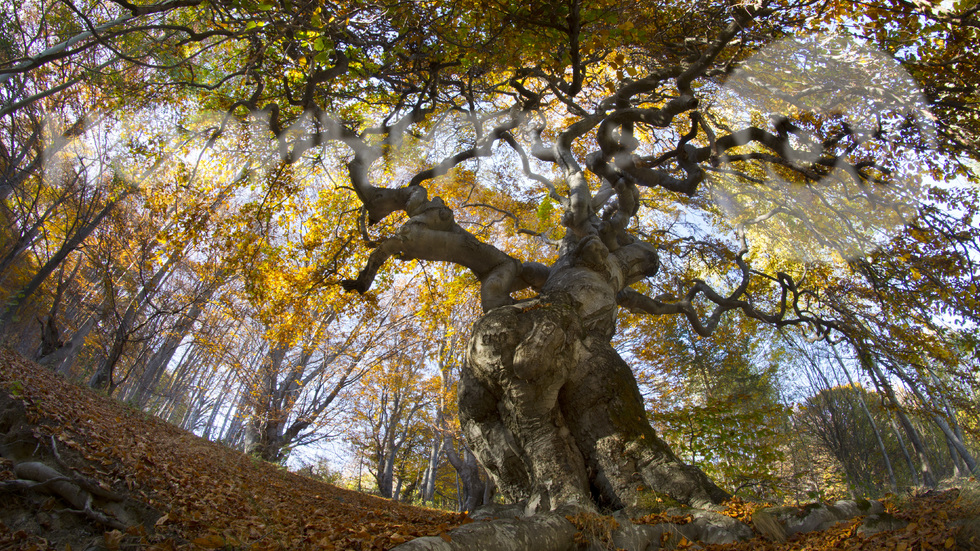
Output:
top-left (341, 196), bottom-right (525, 311)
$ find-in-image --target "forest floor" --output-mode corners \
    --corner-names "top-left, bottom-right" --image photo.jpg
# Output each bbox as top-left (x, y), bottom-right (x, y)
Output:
top-left (0, 347), bottom-right (977, 551)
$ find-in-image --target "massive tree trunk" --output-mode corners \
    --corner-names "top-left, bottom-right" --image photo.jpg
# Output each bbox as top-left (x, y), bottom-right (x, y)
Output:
top-left (340, 172), bottom-right (733, 513)
top-left (458, 238), bottom-right (729, 514)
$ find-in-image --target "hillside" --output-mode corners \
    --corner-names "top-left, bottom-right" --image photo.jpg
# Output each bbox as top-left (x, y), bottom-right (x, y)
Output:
top-left (0, 348), bottom-right (469, 550)
top-left (0, 348), bottom-right (977, 551)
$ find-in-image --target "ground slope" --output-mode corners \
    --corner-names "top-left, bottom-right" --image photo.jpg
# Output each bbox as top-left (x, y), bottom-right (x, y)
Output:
top-left (0, 348), bottom-right (977, 551)
top-left (0, 348), bottom-right (469, 550)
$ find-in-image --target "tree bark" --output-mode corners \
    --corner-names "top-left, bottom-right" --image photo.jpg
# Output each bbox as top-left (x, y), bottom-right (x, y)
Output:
top-left (444, 438), bottom-right (491, 513)
top-left (888, 417), bottom-right (919, 487)
top-left (88, 247), bottom-right (181, 393)
top-left (421, 437), bottom-right (443, 504)
top-left (460, 264), bottom-right (729, 513)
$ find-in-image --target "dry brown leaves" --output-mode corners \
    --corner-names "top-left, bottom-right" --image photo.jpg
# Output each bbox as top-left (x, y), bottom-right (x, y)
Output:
top-left (632, 511), bottom-right (694, 526)
top-left (700, 490), bottom-right (975, 551)
top-left (718, 496), bottom-right (773, 525)
top-left (565, 511), bottom-right (620, 546)
top-left (0, 349), bottom-right (469, 550)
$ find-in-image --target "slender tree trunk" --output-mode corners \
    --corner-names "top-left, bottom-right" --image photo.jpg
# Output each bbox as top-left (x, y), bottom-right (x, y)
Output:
top-left (888, 417), bottom-right (919, 487)
top-left (884, 361), bottom-right (979, 476)
top-left (215, 385), bottom-right (242, 443)
top-left (201, 367), bottom-right (236, 440)
top-left (925, 369), bottom-right (978, 476)
top-left (832, 345), bottom-right (897, 493)
top-left (422, 437), bottom-right (443, 504)
top-left (0, 194), bottom-right (124, 329)
top-left (127, 292), bottom-right (210, 406)
top-left (156, 345), bottom-right (200, 421)
top-left (945, 437), bottom-right (965, 477)
top-left (37, 313), bottom-right (97, 376)
top-left (859, 349), bottom-right (937, 487)
top-left (89, 250), bottom-right (181, 393)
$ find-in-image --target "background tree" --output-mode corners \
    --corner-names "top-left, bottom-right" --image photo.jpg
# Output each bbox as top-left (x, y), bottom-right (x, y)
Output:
top-left (623, 314), bottom-right (789, 499)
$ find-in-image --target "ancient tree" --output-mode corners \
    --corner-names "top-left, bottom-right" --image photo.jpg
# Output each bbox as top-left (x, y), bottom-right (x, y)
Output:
top-left (4, 0), bottom-right (979, 512)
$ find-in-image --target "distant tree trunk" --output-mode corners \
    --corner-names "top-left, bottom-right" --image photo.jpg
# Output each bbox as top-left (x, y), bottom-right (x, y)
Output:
top-left (858, 347), bottom-right (937, 487)
top-left (378, 400), bottom-right (404, 498)
top-left (444, 438), bottom-right (492, 513)
top-left (879, 359), bottom-right (978, 476)
top-left (154, 344), bottom-right (201, 421)
top-left (945, 437), bottom-right (965, 477)
top-left (125, 275), bottom-right (221, 407)
top-left (34, 261), bottom-right (76, 360)
top-left (201, 367), bottom-right (238, 440)
top-left (88, 178), bottom-right (234, 394)
top-left (832, 345), bottom-right (897, 493)
top-left (88, 250), bottom-right (180, 394)
top-left (0, 194), bottom-right (123, 329)
top-left (888, 417), bottom-right (920, 487)
top-left (924, 368), bottom-right (978, 476)
top-left (393, 477), bottom-right (404, 502)
top-left (212, 385), bottom-right (242, 442)
top-left (421, 437), bottom-right (443, 504)
top-left (38, 313), bottom-right (98, 376)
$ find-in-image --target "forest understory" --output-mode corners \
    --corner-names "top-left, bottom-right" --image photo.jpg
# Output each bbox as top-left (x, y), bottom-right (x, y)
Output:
top-left (0, 348), bottom-right (977, 551)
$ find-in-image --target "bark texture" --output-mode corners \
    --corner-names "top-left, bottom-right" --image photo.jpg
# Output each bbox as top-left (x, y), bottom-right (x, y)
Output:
top-left (459, 238), bottom-right (729, 513)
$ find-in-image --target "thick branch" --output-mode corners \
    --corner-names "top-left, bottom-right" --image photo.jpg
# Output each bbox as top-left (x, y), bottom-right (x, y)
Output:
top-left (341, 197), bottom-right (526, 311)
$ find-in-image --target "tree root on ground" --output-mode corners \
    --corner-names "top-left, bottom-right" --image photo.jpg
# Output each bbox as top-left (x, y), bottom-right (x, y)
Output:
top-left (0, 435), bottom-right (128, 530)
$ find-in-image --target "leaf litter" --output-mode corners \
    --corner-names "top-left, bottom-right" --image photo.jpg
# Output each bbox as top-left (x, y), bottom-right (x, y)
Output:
top-left (0, 349), bottom-right (468, 550)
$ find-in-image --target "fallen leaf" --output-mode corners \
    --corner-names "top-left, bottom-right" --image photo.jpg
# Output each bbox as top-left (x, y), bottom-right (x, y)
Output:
top-left (104, 530), bottom-right (124, 550)
top-left (191, 534), bottom-right (226, 548)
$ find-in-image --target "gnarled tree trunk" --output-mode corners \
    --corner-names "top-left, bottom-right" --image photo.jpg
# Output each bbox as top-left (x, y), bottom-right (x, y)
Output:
top-left (458, 238), bottom-right (729, 513)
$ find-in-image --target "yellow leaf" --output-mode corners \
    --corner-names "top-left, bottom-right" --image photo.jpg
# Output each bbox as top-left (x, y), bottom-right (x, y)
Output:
top-left (946, 537), bottom-right (956, 548)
